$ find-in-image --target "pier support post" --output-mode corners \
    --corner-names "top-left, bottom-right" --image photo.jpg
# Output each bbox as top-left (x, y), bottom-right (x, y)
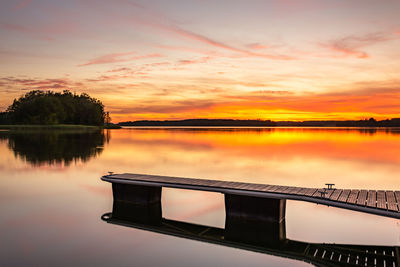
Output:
top-left (224, 194), bottom-right (286, 246)
top-left (111, 183), bottom-right (162, 225)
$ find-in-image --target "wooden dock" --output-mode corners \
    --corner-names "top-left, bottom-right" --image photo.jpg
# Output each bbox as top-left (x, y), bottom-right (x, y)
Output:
top-left (102, 173), bottom-right (400, 219)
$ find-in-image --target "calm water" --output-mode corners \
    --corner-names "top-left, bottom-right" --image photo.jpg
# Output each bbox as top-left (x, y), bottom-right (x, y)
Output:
top-left (1, 127), bottom-right (400, 266)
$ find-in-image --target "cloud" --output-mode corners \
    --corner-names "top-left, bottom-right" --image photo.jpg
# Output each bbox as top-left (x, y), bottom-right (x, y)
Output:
top-left (105, 80), bottom-right (400, 121)
top-left (157, 24), bottom-right (294, 60)
top-left (247, 43), bottom-right (269, 50)
top-left (85, 74), bottom-right (130, 82)
top-left (107, 67), bottom-right (132, 73)
top-left (321, 33), bottom-right (394, 58)
top-left (126, 9), bottom-right (294, 60)
top-left (0, 77), bottom-right (80, 90)
top-left (112, 99), bottom-right (216, 114)
top-left (79, 52), bottom-right (163, 66)
top-left (78, 52), bottom-right (135, 66)
top-left (177, 56), bottom-right (211, 65)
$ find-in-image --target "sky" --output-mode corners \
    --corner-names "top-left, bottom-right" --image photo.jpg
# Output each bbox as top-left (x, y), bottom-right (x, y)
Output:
top-left (1, 0), bottom-right (400, 122)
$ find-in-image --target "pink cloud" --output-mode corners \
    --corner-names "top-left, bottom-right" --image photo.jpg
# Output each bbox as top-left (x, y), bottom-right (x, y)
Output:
top-left (78, 52), bottom-right (136, 66)
top-left (86, 74), bottom-right (130, 82)
top-left (177, 56), bottom-right (211, 65)
top-left (127, 14), bottom-right (294, 60)
top-left (107, 67), bottom-right (132, 73)
top-left (247, 43), bottom-right (269, 50)
top-left (158, 45), bottom-right (217, 56)
top-left (322, 33), bottom-right (393, 59)
top-left (159, 24), bottom-right (294, 60)
top-left (106, 1), bottom-right (294, 60)
top-left (79, 52), bottom-right (163, 66)
top-left (0, 77), bottom-right (83, 91)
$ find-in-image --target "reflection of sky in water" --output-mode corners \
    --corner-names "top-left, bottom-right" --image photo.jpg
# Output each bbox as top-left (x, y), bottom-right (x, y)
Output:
top-left (0, 128), bottom-right (399, 266)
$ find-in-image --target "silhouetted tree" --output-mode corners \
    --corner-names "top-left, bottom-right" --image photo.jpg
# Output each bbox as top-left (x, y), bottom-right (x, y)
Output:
top-left (5, 90), bottom-right (105, 125)
top-left (105, 112), bottom-right (111, 125)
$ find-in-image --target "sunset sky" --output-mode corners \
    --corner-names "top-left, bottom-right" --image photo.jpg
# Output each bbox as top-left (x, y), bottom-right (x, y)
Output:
top-left (1, 0), bottom-right (400, 122)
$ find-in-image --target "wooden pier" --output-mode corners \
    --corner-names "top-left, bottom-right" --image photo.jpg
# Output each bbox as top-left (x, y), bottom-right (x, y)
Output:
top-left (102, 173), bottom-right (400, 219)
top-left (102, 173), bottom-right (400, 266)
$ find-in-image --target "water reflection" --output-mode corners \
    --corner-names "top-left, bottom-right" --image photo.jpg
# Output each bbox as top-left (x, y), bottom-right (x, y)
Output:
top-left (1, 127), bottom-right (400, 266)
top-left (103, 127), bottom-right (400, 189)
top-left (103, 199), bottom-right (399, 267)
top-left (0, 129), bottom-right (109, 166)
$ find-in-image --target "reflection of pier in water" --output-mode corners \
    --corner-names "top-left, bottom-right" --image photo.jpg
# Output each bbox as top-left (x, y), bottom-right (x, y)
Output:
top-left (102, 174), bottom-right (400, 266)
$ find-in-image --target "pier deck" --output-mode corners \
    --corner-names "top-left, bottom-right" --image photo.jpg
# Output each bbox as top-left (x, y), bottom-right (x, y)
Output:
top-left (102, 173), bottom-right (400, 219)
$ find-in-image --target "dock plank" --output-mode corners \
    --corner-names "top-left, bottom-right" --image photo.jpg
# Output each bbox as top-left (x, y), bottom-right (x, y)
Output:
top-left (285, 187), bottom-right (297, 194)
top-left (325, 189), bottom-right (335, 199)
top-left (394, 191), bottom-right (400, 205)
top-left (386, 191), bottom-right (398, 211)
top-left (312, 189), bottom-right (323, 198)
top-left (356, 190), bottom-right (368, 206)
top-left (305, 188), bottom-right (318, 197)
top-left (366, 191), bottom-right (377, 208)
top-left (346, 190), bottom-right (359, 204)
top-left (377, 191), bottom-right (387, 210)
top-left (295, 188), bottom-right (310, 196)
top-left (274, 186), bottom-right (288, 193)
top-left (329, 189), bottom-right (342, 201)
top-left (257, 184), bottom-right (274, 191)
top-left (337, 190), bottom-right (351, 202)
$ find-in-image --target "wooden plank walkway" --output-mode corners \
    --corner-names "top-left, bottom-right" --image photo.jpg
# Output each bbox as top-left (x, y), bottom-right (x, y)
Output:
top-left (102, 173), bottom-right (400, 219)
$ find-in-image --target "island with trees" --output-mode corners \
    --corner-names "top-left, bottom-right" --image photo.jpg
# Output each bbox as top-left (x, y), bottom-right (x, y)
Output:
top-left (0, 90), bottom-right (120, 128)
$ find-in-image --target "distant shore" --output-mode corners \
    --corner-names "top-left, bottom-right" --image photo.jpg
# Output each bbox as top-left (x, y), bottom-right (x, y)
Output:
top-left (118, 118), bottom-right (400, 127)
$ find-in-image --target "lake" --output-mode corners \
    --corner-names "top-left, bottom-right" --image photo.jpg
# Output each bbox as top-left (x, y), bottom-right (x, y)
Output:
top-left (0, 127), bottom-right (399, 266)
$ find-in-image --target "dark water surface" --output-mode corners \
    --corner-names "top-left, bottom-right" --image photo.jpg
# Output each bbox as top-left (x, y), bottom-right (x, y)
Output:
top-left (1, 127), bottom-right (399, 266)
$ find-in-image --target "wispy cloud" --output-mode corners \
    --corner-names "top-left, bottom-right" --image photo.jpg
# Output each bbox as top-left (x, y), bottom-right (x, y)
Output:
top-left (246, 43), bottom-right (269, 50)
top-left (152, 23), bottom-right (294, 60)
top-left (321, 33), bottom-right (394, 58)
top-left (123, 3), bottom-right (294, 60)
top-left (177, 56), bottom-right (211, 65)
top-left (79, 52), bottom-right (163, 66)
top-left (107, 67), bottom-right (132, 73)
top-left (113, 99), bottom-right (216, 114)
top-left (0, 77), bottom-right (80, 90)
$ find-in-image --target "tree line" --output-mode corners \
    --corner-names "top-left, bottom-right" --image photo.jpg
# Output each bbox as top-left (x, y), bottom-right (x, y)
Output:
top-left (0, 90), bottom-right (105, 125)
top-left (120, 119), bottom-right (277, 126)
top-left (119, 118), bottom-right (400, 127)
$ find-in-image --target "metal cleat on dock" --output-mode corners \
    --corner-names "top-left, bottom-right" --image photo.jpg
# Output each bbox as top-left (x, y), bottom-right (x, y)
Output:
top-left (325, 183), bottom-right (335, 190)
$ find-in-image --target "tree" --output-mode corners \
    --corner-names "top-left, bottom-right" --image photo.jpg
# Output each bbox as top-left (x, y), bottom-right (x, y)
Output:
top-left (105, 112), bottom-right (111, 125)
top-left (5, 90), bottom-right (105, 125)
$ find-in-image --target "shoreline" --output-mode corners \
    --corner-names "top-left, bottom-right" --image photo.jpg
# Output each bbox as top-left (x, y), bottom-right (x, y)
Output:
top-left (0, 124), bottom-right (111, 130)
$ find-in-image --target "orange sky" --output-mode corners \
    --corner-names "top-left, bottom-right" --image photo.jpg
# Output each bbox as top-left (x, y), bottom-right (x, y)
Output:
top-left (1, 0), bottom-right (400, 122)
